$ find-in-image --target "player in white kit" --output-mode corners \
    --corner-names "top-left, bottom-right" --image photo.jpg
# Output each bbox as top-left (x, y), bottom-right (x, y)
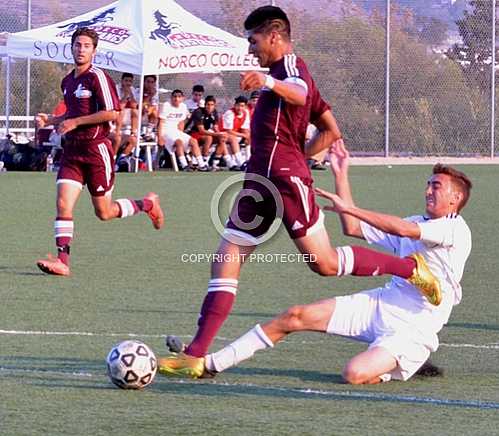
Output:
top-left (200, 142), bottom-right (473, 383)
top-left (157, 89), bottom-right (208, 171)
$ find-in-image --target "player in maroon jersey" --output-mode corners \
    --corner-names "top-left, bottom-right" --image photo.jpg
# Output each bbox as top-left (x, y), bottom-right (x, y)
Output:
top-left (36, 28), bottom-right (164, 277)
top-left (157, 7), bottom-right (440, 378)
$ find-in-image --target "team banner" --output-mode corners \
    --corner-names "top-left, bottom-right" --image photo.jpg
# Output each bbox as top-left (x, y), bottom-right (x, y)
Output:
top-left (6, 0), bottom-right (260, 75)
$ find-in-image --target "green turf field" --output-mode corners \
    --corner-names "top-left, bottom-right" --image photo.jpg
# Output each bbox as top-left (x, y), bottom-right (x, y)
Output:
top-left (1, 165), bottom-right (498, 435)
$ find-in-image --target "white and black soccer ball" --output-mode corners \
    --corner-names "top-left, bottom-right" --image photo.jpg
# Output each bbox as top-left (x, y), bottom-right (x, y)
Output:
top-left (106, 340), bottom-right (157, 390)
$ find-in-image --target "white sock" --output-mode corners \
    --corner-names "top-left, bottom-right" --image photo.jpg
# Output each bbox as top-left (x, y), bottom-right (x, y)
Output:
top-left (179, 155), bottom-right (188, 168)
top-left (336, 246), bottom-right (354, 276)
top-left (195, 155), bottom-right (207, 168)
top-left (234, 151), bottom-right (245, 166)
top-left (205, 324), bottom-right (274, 373)
top-left (223, 154), bottom-right (234, 167)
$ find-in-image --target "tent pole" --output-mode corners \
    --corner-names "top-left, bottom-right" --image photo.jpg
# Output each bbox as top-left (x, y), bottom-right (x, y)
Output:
top-left (26, 0), bottom-right (32, 133)
top-left (134, 74), bottom-right (145, 173)
top-left (5, 56), bottom-right (11, 135)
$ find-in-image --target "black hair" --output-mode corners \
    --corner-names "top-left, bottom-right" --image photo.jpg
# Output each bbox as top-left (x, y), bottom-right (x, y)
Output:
top-left (121, 72), bottom-right (133, 80)
top-left (172, 89), bottom-right (184, 96)
top-left (235, 95), bottom-right (248, 104)
top-left (205, 95), bottom-right (216, 103)
top-left (244, 6), bottom-right (291, 37)
top-left (192, 84), bottom-right (204, 93)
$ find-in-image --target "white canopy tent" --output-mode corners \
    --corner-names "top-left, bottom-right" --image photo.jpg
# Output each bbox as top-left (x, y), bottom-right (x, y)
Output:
top-left (5, 0), bottom-right (259, 170)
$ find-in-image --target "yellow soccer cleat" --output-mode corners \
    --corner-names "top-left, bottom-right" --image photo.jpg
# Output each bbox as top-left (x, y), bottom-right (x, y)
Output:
top-left (408, 253), bottom-right (442, 306)
top-left (158, 353), bottom-right (205, 379)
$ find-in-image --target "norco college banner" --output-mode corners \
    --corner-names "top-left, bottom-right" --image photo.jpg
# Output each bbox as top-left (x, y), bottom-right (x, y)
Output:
top-left (7, 0), bottom-right (260, 75)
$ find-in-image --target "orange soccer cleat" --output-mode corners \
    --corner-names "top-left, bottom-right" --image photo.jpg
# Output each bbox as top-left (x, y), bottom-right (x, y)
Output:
top-left (36, 254), bottom-right (71, 276)
top-left (144, 192), bottom-right (164, 230)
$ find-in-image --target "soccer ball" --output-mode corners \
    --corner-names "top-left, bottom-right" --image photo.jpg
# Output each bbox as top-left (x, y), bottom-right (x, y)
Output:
top-left (106, 340), bottom-right (157, 390)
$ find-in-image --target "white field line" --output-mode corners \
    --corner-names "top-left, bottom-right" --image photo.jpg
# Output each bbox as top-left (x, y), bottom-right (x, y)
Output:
top-left (0, 366), bottom-right (94, 377)
top-left (203, 380), bottom-right (499, 410)
top-left (0, 329), bottom-right (498, 349)
top-left (0, 366), bottom-right (497, 410)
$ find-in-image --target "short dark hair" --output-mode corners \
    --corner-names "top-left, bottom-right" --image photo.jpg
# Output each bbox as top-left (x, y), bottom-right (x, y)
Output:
top-left (121, 72), bottom-right (133, 80)
top-left (433, 163), bottom-right (473, 212)
top-left (172, 89), bottom-right (184, 96)
top-left (205, 95), bottom-right (216, 104)
top-left (144, 75), bottom-right (157, 82)
top-left (235, 95), bottom-right (248, 104)
top-left (71, 27), bottom-right (99, 48)
top-left (192, 84), bottom-right (204, 93)
top-left (244, 6), bottom-right (291, 38)
top-left (250, 90), bottom-right (260, 99)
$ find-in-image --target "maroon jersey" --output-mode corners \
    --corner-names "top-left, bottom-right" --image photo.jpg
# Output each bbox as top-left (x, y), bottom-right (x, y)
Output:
top-left (61, 65), bottom-right (120, 147)
top-left (248, 54), bottom-right (330, 178)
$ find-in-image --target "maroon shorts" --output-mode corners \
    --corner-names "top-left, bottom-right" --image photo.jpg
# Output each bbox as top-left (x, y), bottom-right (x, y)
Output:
top-left (57, 139), bottom-right (115, 197)
top-left (225, 174), bottom-right (323, 242)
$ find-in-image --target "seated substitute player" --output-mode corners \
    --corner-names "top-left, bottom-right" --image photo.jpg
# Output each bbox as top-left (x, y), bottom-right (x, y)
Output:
top-left (157, 6), bottom-right (441, 377)
top-left (220, 95), bottom-right (251, 170)
top-left (142, 75), bottom-right (159, 139)
top-left (187, 95), bottom-right (229, 170)
top-left (168, 144), bottom-right (473, 382)
top-left (36, 27), bottom-right (164, 277)
top-left (157, 89), bottom-right (208, 172)
top-left (185, 84), bottom-right (205, 114)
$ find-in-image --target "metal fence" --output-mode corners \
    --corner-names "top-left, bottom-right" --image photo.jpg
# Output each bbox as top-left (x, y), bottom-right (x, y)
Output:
top-left (1, 0), bottom-right (498, 156)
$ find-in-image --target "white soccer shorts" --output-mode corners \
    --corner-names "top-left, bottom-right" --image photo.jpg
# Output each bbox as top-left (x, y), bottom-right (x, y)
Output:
top-left (162, 129), bottom-right (192, 153)
top-left (327, 287), bottom-right (431, 381)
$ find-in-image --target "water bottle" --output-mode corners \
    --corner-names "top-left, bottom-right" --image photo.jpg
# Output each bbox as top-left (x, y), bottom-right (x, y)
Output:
top-left (46, 155), bottom-right (54, 172)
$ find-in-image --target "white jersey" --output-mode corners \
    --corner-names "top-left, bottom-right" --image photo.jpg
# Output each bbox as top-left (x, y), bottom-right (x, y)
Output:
top-left (360, 213), bottom-right (472, 351)
top-left (185, 97), bottom-right (205, 113)
top-left (159, 102), bottom-right (190, 129)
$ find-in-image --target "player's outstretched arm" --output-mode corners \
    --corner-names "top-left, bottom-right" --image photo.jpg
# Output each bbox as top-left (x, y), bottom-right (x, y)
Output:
top-left (316, 187), bottom-right (421, 240)
top-left (240, 71), bottom-right (306, 106)
top-left (323, 140), bottom-right (364, 238)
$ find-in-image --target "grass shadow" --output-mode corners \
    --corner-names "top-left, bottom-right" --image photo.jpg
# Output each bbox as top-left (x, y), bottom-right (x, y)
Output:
top-left (0, 266), bottom-right (43, 276)
top-left (447, 322), bottom-right (499, 332)
top-left (228, 366), bottom-right (344, 384)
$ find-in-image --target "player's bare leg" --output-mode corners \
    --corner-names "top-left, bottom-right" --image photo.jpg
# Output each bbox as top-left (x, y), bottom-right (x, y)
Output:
top-left (200, 135), bottom-right (213, 158)
top-left (204, 298), bottom-right (397, 384)
top-left (293, 227), bottom-right (338, 275)
top-left (202, 298), bottom-right (337, 378)
top-left (226, 134), bottom-right (245, 168)
top-left (158, 238), bottom-right (255, 377)
top-left (37, 182), bottom-right (82, 276)
top-left (94, 193), bottom-right (164, 230)
top-left (92, 194), bottom-right (122, 221)
top-left (342, 347), bottom-right (397, 385)
top-left (174, 140), bottom-right (190, 170)
top-left (189, 137), bottom-right (208, 171)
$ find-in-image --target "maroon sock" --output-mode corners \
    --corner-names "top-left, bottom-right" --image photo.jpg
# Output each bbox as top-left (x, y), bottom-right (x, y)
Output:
top-left (57, 243), bottom-right (71, 266)
top-left (350, 246), bottom-right (415, 279)
top-left (55, 216), bottom-right (73, 267)
top-left (135, 198), bottom-right (153, 213)
top-left (185, 291), bottom-right (235, 358)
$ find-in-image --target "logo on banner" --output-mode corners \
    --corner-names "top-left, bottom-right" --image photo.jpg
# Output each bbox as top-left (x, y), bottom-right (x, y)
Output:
top-left (56, 7), bottom-right (131, 45)
top-left (150, 10), bottom-right (233, 49)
